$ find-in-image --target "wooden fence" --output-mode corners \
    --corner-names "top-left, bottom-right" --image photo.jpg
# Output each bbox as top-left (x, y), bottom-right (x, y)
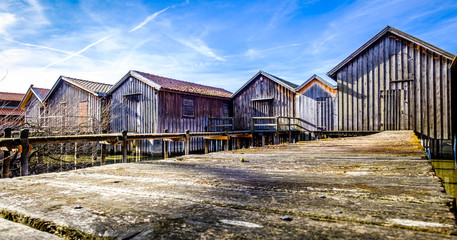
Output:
top-left (0, 128), bottom-right (251, 177)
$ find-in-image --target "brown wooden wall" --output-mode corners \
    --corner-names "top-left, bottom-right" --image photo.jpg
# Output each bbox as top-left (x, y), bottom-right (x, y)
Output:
top-left (46, 81), bottom-right (104, 134)
top-left (233, 75), bottom-right (295, 130)
top-left (335, 33), bottom-right (453, 140)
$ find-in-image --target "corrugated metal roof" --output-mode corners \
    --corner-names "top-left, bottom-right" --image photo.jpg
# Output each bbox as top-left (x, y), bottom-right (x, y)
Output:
top-left (0, 108), bottom-right (24, 115)
top-left (327, 26), bottom-right (455, 78)
top-left (261, 71), bottom-right (298, 89)
top-left (63, 76), bottom-right (112, 95)
top-left (134, 71), bottom-right (232, 98)
top-left (0, 92), bottom-right (25, 102)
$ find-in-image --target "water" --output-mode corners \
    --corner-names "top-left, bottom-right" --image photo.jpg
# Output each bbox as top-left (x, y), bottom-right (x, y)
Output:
top-left (430, 159), bottom-right (457, 199)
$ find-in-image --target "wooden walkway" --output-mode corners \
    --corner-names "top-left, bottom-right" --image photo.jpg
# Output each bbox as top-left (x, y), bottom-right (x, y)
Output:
top-left (0, 131), bottom-right (455, 239)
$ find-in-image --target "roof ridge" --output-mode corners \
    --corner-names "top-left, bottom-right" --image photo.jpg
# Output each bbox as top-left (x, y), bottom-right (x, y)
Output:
top-left (62, 76), bottom-right (113, 87)
top-left (134, 70), bottom-right (231, 93)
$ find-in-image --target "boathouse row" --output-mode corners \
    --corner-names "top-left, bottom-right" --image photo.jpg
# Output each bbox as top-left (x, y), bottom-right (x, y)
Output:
top-left (328, 26), bottom-right (456, 157)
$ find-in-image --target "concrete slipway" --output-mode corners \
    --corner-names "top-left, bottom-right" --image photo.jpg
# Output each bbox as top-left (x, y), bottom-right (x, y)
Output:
top-left (0, 131), bottom-right (455, 239)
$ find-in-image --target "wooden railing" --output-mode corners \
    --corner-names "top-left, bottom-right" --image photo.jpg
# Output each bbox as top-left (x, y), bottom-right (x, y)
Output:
top-left (0, 128), bottom-right (250, 177)
top-left (207, 117), bottom-right (233, 132)
top-left (251, 116), bottom-right (299, 132)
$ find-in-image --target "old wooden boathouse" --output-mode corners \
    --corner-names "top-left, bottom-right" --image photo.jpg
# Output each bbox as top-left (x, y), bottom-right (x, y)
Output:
top-left (43, 76), bottom-right (112, 134)
top-left (107, 70), bottom-right (232, 156)
top-left (232, 71), bottom-right (337, 144)
top-left (327, 26), bottom-right (455, 157)
top-left (18, 85), bottom-right (50, 128)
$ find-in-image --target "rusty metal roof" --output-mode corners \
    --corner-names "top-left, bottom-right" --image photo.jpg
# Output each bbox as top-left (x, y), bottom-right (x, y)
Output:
top-left (131, 71), bottom-right (232, 98)
top-left (0, 92), bottom-right (25, 102)
top-left (0, 108), bottom-right (24, 116)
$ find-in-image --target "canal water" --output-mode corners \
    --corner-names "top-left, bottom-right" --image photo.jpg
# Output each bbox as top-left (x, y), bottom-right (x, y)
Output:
top-left (431, 159), bottom-right (457, 199)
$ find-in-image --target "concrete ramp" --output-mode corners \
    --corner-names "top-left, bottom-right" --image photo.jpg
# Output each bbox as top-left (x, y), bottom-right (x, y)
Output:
top-left (0, 131), bottom-right (455, 239)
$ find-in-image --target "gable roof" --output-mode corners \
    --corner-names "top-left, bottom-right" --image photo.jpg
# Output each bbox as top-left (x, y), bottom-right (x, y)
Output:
top-left (231, 70), bottom-right (298, 98)
top-left (19, 85), bottom-right (51, 110)
top-left (327, 26), bottom-right (455, 78)
top-left (108, 70), bottom-right (232, 98)
top-left (44, 76), bottom-right (112, 102)
top-left (0, 92), bottom-right (25, 102)
top-left (295, 74), bottom-right (337, 94)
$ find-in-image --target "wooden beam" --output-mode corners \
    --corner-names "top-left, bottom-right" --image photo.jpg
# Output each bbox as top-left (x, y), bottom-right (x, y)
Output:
top-left (20, 129), bottom-right (29, 176)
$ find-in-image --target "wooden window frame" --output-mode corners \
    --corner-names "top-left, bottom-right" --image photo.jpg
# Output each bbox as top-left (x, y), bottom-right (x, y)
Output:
top-left (182, 98), bottom-right (195, 118)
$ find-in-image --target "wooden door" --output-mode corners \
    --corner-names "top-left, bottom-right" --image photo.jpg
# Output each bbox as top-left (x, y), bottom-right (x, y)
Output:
top-left (380, 82), bottom-right (411, 131)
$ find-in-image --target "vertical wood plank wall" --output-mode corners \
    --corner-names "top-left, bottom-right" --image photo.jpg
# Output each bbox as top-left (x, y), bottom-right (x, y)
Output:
top-left (46, 82), bottom-right (103, 133)
top-left (24, 95), bottom-right (42, 126)
top-left (335, 34), bottom-right (453, 141)
top-left (296, 80), bottom-right (337, 131)
top-left (232, 75), bottom-right (295, 130)
top-left (110, 77), bottom-right (158, 154)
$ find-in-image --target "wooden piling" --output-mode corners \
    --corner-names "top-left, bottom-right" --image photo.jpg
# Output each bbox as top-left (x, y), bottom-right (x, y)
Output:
top-left (185, 130), bottom-right (190, 155)
top-left (163, 129), bottom-right (169, 159)
top-left (2, 128), bottom-right (11, 178)
top-left (101, 130), bottom-right (107, 166)
top-left (204, 139), bottom-right (209, 154)
top-left (20, 129), bottom-right (30, 176)
top-left (122, 131), bottom-right (127, 163)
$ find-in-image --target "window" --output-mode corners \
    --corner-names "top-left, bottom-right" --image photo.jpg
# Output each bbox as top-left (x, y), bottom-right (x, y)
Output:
top-left (183, 98), bottom-right (194, 117)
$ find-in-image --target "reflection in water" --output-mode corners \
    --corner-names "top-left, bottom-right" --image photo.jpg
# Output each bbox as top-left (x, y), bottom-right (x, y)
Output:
top-left (431, 159), bottom-right (457, 199)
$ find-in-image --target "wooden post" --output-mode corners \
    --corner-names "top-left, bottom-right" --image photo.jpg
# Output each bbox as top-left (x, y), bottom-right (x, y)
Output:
top-left (2, 128), bottom-right (11, 178)
top-left (101, 130), bottom-right (107, 165)
top-left (74, 142), bottom-right (78, 170)
top-left (122, 130), bottom-right (127, 163)
top-left (204, 139), bottom-right (209, 154)
top-left (185, 130), bottom-right (190, 155)
top-left (163, 129), bottom-right (169, 159)
top-left (261, 134), bottom-right (265, 147)
top-left (288, 117), bottom-right (292, 143)
top-left (225, 130), bottom-right (230, 151)
top-left (275, 117), bottom-right (280, 145)
top-left (20, 129), bottom-right (30, 176)
top-left (251, 118), bottom-right (255, 134)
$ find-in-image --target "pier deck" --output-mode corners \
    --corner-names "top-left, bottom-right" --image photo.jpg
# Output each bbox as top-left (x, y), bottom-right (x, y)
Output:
top-left (0, 131), bottom-right (455, 239)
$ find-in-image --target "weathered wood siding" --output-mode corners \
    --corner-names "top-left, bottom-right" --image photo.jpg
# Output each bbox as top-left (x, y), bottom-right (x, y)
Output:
top-left (24, 95), bottom-right (43, 127)
top-left (46, 82), bottom-right (104, 133)
top-left (157, 90), bottom-right (231, 154)
top-left (335, 33), bottom-right (453, 140)
top-left (109, 76), bottom-right (158, 154)
top-left (296, 81), bottom-right (337, 131)
top-left (233, 75), bottom-right (295, 130)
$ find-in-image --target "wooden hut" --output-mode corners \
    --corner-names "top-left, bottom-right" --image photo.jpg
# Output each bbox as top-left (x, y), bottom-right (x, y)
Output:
top-left (43, 76), bottom-right (112, 134)
top-left (327, 26), bottom-right (455, 157)
top-left (19, 85), bottom-right (50, 128)
top-left (107, 70), bottom-right (232, 156)
top-left (295, 75), bottom-right (337, 132)
top-left (0, 92), bottom-right (24, 130)
top-left (232, 71), bottom-right (297, 130)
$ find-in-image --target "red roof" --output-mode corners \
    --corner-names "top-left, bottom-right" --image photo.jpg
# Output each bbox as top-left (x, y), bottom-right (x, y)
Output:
top-left (134, 71), bottom-right (232, 98)
top-left (0, 108), bottom-right (24, 116)
top-left (0, 92), bottom-right (25, 101)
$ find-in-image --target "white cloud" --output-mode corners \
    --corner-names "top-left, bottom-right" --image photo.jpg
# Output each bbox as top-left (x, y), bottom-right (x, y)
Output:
top-left (0, 13), bottom-right (16, 34)
top-left (173, 37), bottom-right (226, 61)
top-left (129, 7), bottom-right (171, 32)
top-left (43, 34), bottom-right (112, 69)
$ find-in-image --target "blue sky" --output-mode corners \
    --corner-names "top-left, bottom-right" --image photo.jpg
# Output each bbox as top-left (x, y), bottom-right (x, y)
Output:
top-left (1, 0), bottom-right (457, 94)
